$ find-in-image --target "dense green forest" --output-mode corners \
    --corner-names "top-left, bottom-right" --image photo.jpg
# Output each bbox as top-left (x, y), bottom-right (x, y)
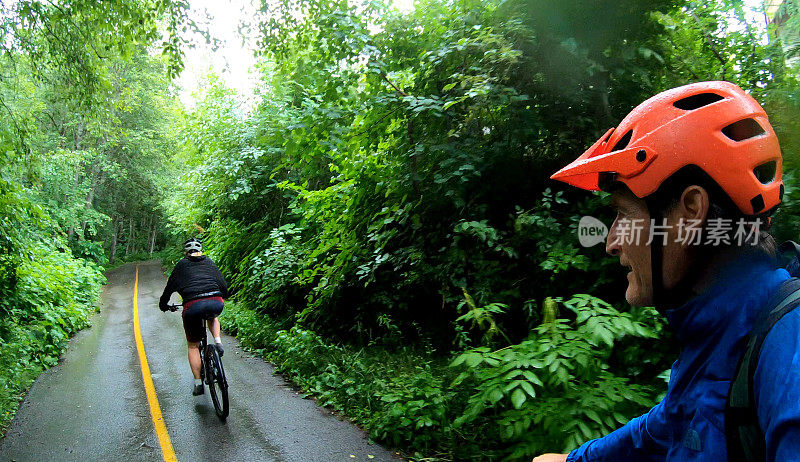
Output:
top-left (2, 0), bottom-right (800, 460)
top-left (0, 0), bottom-right (189, 430)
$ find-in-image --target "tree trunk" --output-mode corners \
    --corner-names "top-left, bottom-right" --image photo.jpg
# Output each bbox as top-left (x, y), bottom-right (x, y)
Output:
top-left (110, 218), bottom-right (118, 263)
top-left (74, 118), bottom-right (85, 150)
top-left (407, 119), bottom-right (422, 199)
top-left (125, 218), bottom-right (133, 256)
top-left (67, 163), bottom-right (82, 241)
top-left (149, 222), bottom-right (157, 255)
top-left (80, 165), bottom-right (102, 237)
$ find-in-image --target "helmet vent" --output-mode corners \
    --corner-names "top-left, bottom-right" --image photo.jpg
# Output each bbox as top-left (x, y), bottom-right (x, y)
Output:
top-left (753, 161), bottom-right (777, 184)
top-left (751, 194), bottom-right (765, 214)
top-left (598, 172), bottom-right (619, 191)
top-left (722, 118), bottom-right (765, 141)
top-left (673, 92), bottom-right (724, 110)
top-left (611, 130), bottom-right (632, 152)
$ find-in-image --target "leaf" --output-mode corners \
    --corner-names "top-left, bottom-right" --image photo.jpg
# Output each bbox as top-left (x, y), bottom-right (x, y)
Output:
top-left (504, 380), bottom-right (522, 392)
top-left (519, 379), bottom-right (536, 398)
top-left (596, 326), bottom-right (615, 347)
top-left (465, 352), bottom-right (484, 367)
top-left (577, 420), bottom-right (594, 440)
top-left (451, 352), bottom-right (468, 367)
top-left (613, 412), bottom-right (629, 425)
top-left (442, 100), bottom-right (460, 110)
top-left (511, 388), bottom-right (527, 409)
top-left (489, 388), bottom-right (504, 404)
top-left (522, 370), bottom-right (543, 387)
top-left (585, 409), bottom-right (603, 425)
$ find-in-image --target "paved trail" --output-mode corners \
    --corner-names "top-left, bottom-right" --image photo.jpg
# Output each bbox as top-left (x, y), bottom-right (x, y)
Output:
top-left (0, 261), bottom-right (397, 462)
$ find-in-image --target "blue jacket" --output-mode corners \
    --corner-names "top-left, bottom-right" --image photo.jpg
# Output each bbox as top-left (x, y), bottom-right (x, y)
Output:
top-left (567, 254), bottom-right (800, 461)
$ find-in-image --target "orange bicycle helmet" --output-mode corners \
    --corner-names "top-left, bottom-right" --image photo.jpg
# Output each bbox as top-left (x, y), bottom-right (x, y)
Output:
top-left (551, 81), bottom-right (783, 216)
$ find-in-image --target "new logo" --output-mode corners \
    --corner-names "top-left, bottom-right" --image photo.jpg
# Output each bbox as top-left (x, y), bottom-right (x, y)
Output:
top-left (578, 216), bottom-right (608, 247)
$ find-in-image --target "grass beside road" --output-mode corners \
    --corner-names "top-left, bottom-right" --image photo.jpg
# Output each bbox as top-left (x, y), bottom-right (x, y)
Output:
top-left (219, 302), bottom-right (457, 461)
top-left (0, 248), bottom-right (104, 436)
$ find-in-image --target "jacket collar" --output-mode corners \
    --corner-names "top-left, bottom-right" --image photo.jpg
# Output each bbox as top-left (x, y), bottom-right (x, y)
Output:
top-left (665, 252), bottom-right (778, 344)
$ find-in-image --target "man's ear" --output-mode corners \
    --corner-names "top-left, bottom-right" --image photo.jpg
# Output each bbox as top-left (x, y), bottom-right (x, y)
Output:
top-left (677, 185), bottom-right (710, 223)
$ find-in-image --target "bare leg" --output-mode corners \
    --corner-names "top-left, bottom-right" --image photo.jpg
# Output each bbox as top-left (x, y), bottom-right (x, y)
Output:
top-left (187, 341), bottom-right (201, 379)
top-left (208, 317), bottom-right (221, 338)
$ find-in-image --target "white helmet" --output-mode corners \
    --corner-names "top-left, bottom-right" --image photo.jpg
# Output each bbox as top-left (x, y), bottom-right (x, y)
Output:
top-left (183, 238), bottom-right (202, 254)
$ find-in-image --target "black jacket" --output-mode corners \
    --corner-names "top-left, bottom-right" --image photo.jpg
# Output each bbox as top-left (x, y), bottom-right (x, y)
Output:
top-left (159, 255), bottom-right (228, 310)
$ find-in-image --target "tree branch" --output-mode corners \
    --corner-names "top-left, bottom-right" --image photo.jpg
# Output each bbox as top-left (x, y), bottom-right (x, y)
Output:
top-left (689, 10), bottom-right (728, 79)
top-left (382, 72), bottom-right (409, 97)
top-left (350, 108), bottom-right (401, 137)
top-left (665, 35), bottom-right (701, 79)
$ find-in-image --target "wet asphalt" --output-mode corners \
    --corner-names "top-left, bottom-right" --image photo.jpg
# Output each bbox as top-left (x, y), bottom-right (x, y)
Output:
top-left (0, 261), bottom-right (398, 462)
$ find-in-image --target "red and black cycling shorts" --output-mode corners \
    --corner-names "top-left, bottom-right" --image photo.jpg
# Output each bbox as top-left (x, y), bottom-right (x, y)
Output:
top-left (182, 296), bottom-right (224, 343)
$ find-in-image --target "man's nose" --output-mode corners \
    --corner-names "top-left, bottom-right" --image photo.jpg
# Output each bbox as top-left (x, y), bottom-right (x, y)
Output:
top-left (606, 221), bottom-right (620, 257)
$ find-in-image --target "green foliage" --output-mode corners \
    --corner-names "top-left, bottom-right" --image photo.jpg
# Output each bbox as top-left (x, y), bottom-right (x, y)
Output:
top-left (0, 0), bottom-right (190, 267)
top-left (0, 0), bottom-right (193, 103)
top-left (171, 0), bottom-right (662, 345)
top-left (1, 0), bottom-right (797, 459)
top-left (222, 295), bottom-right (666, 460)
top-left (0, 247), bottom-right (104, 432)
top-left (221, 302), bottom-right (455, 458)
top-left (454, 287), bottom-right (511, 347)
top-left (772, 171), bottom-right (800, 243)
top-left (451, 295), bottom-right (663, 459)
top-left (0, 181), bottom-right (105, 433)
top-left (170, 0), bottom-right (800, 337)
top-left (169, 2), bottom-right (800, 458)
top-left (0, 0), bottom-right (188, 434)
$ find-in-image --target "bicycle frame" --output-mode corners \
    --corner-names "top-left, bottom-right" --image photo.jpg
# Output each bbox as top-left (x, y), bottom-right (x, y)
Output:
top-left (167, 304), bottom-right (229, 420)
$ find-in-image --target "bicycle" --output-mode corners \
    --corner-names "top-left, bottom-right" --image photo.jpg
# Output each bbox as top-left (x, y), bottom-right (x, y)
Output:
top-left (168, 303), bottom-right (229, 421)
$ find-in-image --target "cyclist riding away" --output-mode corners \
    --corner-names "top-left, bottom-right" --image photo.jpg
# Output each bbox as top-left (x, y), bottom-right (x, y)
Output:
top-left (534, 81), bottom-right (800, 461)
top-left (159, 238), bottom-right (229, 396)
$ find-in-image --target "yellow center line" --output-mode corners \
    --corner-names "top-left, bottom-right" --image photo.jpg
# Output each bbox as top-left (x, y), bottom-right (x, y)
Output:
top-left (133, 266), bottom-right (178, 462)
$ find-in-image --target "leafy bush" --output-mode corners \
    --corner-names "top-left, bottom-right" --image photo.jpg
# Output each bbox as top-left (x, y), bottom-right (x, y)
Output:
top-left (166, 0), bottom-right (800, 344)
top-left (220, 303), bottom-right (454, 457)
top-left (369, 367), bottom-right (452, 453)
top-left (0, 241), bottom-right (104, 433)
top-left (451, 295), bottom-right (663, 460)
top-left (167, 0), bottom-right (798, 460)
top-left (0, 162), bottom-right (106, 434)
top-left (221, 295), bottom-right (666, 461)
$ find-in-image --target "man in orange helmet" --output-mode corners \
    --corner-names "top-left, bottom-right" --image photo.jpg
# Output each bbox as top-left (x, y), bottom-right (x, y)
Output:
top-left (533, 81), bottom-right (800, 462)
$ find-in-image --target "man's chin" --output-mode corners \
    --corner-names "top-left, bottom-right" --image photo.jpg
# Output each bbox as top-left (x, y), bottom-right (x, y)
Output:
top-left (625, 286), bottom-right (649, 307)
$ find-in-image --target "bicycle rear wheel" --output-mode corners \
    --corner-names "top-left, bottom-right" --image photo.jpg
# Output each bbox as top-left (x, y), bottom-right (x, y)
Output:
top-left (204, 344), bottom-right (229, 420)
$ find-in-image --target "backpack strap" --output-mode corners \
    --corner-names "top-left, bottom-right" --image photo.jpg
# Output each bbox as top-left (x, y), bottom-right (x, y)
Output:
top-left (778, 241), bottom-right (800, 277)
top-left (726, 277), bottom-right (800, 462)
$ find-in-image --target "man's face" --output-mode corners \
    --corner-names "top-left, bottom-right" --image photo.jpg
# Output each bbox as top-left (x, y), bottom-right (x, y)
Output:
top-left (605, 188), bottom-right (696, 307)
top-left (606, 189), bottom-right (653, 306)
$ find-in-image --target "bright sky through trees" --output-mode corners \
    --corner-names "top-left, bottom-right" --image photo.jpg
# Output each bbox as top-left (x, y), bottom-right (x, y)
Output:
top-left (176, 0), bottom-right (766, 108)
top-left (178, 0), bottom-right (415, 107)
top-left (177, 0), bottom-right (259, 107)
